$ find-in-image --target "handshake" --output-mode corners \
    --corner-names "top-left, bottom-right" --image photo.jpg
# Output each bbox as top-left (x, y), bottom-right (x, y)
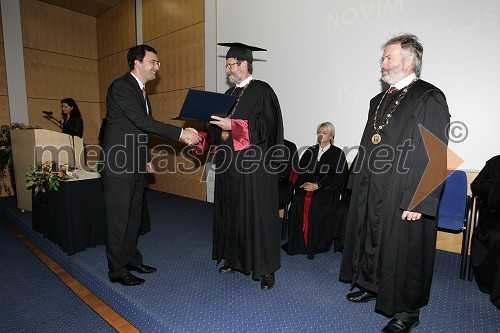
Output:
top-left (180, 127), bottom-right (201, 146)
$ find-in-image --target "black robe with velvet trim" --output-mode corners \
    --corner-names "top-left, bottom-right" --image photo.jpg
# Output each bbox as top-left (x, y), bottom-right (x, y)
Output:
top-left (470, 155), bottom-right (500, 304)
top-left (339, 79), bottom-right (450, 316)
top-left (286, 144), bottom-right (348, 259)
top-left (211, 80), bottom-right (284, 279)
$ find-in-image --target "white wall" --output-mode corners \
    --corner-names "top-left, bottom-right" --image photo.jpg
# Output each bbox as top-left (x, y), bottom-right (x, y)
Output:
top-left (208, 0), bottom-right (500, 171)
top-left (1, 0), bottom-right (29, 124)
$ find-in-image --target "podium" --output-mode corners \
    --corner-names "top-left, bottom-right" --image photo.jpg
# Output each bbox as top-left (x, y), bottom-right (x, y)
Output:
top-left (10, 129), bottom-right (86, 211)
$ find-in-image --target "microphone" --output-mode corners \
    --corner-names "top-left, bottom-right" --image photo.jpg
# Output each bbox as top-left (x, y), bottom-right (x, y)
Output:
top-left (43, 110), bottom-right (53, 116)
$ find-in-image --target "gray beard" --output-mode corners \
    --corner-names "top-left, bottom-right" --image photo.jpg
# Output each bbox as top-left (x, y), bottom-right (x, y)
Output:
top-left (228, 74), bottom-right (239, 85)
top-left (381, 70), bottom-right (405, 85)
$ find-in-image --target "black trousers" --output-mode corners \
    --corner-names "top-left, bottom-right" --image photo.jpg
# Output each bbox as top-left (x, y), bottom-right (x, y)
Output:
top-left (102, 175), bottom-right (146, 278)
top-left (394, 309), bottom-right (420, 322)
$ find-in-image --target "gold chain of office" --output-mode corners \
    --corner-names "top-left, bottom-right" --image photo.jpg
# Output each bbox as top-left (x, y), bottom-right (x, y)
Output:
top-left (221, 79), bottom-right (253, 141)
top-left (371, 78), bottom-right (418, 144)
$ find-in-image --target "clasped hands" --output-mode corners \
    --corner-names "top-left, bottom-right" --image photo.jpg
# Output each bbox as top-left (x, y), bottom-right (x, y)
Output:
top-left (301, 182), bottom-right (319, 192)
top-left (401, 210), bottom-right (422, 221)
top-left (180, 127), bottom-right (201, 145)
top-left (179, 116), bottom-right (231, 146)
top-left (148, 127), bottom-right (200, 174)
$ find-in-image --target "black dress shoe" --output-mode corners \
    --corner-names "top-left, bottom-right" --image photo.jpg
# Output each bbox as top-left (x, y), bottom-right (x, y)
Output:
top-left (260, 273), bottom-right (275, 290)
top-left (381, 318), bottom-right (419, 333)
top-left (346, 290), bottom-right (376, 303)
top-left (109, 272), bottom-right (145, 286)
top-left (126, 264), bottom-right (157, 274)
top-left (218, 266), bottom-right (237, 274)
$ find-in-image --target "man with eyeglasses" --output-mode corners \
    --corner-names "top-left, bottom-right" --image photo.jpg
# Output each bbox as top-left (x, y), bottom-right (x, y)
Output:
top-left (100, 44), bottom-right (200, 286)
top-left (209, 42), bottom-right (284, 290)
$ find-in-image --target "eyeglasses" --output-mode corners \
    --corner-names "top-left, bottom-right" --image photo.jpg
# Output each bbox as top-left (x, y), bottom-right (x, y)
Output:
top-left (143, 60), bottom-right (161, 68)
top-left (225, 62), bottom-right (239, 69)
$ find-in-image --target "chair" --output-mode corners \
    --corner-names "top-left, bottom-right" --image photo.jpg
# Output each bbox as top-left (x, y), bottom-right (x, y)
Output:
top-left (278, 140), bottom-right (298, 240)
top-left (437, 170), bottom-right (474, 280)
top-left (467, 196), bottom-right (481, 282)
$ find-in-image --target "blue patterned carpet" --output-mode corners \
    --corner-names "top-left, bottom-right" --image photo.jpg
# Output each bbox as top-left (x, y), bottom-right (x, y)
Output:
top-left (0, 219), bottom-right (114, 332)
top-left (0, 190), bottom-right (498, 333)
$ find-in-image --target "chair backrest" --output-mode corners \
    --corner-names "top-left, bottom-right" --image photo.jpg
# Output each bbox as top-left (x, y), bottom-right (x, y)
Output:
top-left (437, 170), bottom-right (468, 231)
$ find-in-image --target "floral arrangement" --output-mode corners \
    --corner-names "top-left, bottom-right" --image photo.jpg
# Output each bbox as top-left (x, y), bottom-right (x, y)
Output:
top-left (0, 122), bottom-right (40, 195)
top-left (26, 161), bottom-right (78, 196)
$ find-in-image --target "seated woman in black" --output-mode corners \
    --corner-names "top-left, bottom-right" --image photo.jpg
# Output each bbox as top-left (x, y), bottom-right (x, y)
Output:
top-left (61, 97), bottom-right (84, 138)
top-left (285, 122), bottom-right (348, 259)
top-left (471, 155), bottom-right (500, 310)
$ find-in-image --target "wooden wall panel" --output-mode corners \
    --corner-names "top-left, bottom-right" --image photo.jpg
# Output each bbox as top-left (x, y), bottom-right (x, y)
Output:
top-left (141, 90), bottom-right (205, 198)
top-left (96, 0), bottom-right (135, 59)
top-left (147, 147), bottom-right (207, 201)
top-left (21, 0), bottom-right (97, 59)
top-left (146, 23), bottom-right (204, 93)
top-left (24, 49), bottom-right (99, 102)
top-left (147, 89), bottom-right (204, 129)
top-left (0, 10), bottom-right (3, 43)
top-left (26, 98), bottom-right (61, 132)
top-left (99, 102), bottom-right (106, 121)
top-left (143, 0), bottom-right (204, 42)
top-left (0, 96), bottom-right (10, 126)
top-left (19, 0), bottom-right (101, 146)
top-left (0, 43), bottom-right (7, 96)
top-left (140, 0), bottom-right (205, 200)
top-left (97, 50), bottom-right (129, 103)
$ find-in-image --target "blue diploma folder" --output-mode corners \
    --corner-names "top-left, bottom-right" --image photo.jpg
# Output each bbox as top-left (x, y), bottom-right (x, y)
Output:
top-left (173, 89), bottom-right (237, 121)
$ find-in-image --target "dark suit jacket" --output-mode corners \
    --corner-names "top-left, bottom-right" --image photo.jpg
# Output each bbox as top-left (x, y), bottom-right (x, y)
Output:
top-left (100, 72), bottom-right (182, 179)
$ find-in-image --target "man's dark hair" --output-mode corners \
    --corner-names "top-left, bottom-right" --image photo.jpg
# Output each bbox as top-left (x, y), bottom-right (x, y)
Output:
top-left (127, 44), bottom-right (158, 70)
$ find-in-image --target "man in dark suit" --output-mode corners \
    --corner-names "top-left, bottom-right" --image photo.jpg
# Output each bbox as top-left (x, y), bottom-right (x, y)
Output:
top-left (100, 44), bottom-right (199, 286)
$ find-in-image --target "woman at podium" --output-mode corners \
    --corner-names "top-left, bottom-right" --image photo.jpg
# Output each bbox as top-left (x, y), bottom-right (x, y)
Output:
top-left (61, 97), bottom-right (84, 138)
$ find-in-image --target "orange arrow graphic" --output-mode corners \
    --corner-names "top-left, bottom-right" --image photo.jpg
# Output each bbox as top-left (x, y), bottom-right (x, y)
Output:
top-left (409, 124), bottom-right (464, 210)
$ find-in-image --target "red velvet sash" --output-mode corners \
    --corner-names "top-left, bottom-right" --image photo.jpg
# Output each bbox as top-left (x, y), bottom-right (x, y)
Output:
top-left (302, 191), bottom-right (314, 246)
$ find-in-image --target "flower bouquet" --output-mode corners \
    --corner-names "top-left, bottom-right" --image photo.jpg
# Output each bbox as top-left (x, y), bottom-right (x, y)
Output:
top-left (26, 161), bottom-right (79, 197)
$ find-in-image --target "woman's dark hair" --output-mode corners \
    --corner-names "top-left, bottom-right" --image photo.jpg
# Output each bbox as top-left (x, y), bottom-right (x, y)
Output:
top-left (61, 97), bottom-right (82, 118)
top-left (127, 44), bottom-right (158, 70)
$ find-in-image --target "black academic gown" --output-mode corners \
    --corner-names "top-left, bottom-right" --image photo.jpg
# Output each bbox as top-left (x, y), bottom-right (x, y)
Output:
top-left (286, 144), bottom-right (348, 259)
top-left (339, 79), bottom-right (450, 316)
top-left (211, 79), bottom-right (284, 279)
top-left (470, 155), bottom-right (500, 304)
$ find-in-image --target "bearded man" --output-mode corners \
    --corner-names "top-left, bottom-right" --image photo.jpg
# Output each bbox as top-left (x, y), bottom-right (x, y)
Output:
top-left (339, 34), bottom-right (450, 333)
top-left (209, 43), bottom-right (284, 290)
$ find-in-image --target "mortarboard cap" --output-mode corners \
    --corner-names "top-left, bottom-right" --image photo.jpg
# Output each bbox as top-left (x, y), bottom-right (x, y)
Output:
top-left (218, 42), bottom-right (267, 62)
